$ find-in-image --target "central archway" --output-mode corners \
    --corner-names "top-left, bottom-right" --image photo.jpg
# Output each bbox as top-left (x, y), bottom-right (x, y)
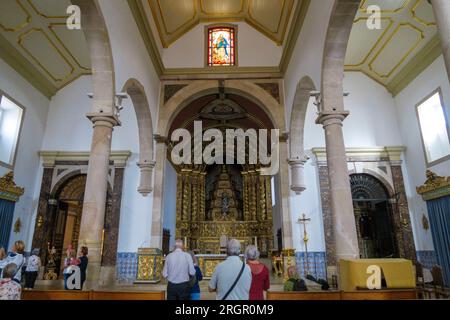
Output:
top-left (151, 80), bottom-right (293, 252)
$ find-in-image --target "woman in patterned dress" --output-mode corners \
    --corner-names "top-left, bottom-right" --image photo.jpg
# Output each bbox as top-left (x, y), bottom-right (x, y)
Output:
top-left (0, 264), bottom-right (21, 300)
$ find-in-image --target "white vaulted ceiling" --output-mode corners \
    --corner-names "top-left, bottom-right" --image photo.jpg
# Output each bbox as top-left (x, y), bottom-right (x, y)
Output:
top-left (0, 0), bottom-right (91, 98)
top-left (147, 0), bottom-right (295, 47)
top-left (345, 0), bottom-right (438, 95)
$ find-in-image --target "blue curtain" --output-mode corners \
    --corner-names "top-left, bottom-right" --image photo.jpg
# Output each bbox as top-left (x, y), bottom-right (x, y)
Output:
top-left (426, 196), bottom-right (450, 286)
top-left (0, 199), bottom-right (15, 251)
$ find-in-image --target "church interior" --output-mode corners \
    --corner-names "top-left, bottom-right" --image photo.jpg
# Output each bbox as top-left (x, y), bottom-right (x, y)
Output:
top-left (0, 0), bottom-right (449, 300)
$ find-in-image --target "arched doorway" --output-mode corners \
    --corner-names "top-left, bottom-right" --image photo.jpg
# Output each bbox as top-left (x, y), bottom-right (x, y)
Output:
top-left (38, 173), bottom-right (113, 277)
top-left (350, 174), bottom-right (398, 259)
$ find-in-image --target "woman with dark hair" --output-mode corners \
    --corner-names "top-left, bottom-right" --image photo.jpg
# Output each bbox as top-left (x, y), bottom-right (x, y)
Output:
top-left (78, 246), bottom-right (88, 290)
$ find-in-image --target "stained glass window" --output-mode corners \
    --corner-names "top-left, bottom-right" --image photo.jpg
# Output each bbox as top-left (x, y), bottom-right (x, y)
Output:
top-left (207, 26), bottom-right (236, 67)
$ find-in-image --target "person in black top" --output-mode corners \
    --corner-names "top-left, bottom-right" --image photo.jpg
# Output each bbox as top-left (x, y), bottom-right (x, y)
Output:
top-left (78, 246), bottom-right (88, 290)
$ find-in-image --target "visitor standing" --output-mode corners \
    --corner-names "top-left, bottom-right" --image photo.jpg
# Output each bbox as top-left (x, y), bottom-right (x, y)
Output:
top-left (163, 239), bottom-right (196, 300)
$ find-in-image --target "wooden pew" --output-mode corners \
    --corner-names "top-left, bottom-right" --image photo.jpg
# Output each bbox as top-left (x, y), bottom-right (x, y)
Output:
top-left (267, 289), bottom-right (417, 300)
top-left (267, 291), bottom-right (341, 300)
top-left (22, 290), bottom-right (165, 300)
top-left (90, 291), bottom-right (165, 300)
top-left (341, 289), bottom-right (417, 300)
top-left (22, 290), bottom-right (90, 300)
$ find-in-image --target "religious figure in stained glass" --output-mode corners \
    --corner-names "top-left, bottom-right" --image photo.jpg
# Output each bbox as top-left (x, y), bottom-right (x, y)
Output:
top-left (207, 26), bottom-right (236, 67)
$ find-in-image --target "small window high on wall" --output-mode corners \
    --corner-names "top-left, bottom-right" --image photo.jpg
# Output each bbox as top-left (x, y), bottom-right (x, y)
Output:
top-left (416, 89), bottom-right (450, 167)
top-left (0, 91), bottom-right (24, 169)
top-left (206, 25), bottom-right (237, 67)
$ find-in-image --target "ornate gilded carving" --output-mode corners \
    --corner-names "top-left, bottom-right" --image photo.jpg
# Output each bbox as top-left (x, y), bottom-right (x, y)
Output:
top-left (416, 170), bottom-right (450, 201)
top-left (175, 165), bottom-right (274, 256)
top-left (135, 248), bottom-right (163, 283)
top-left (0, 172), bottom-right (24, 202)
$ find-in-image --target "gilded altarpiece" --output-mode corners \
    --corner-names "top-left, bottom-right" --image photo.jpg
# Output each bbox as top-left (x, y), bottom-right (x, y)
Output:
top-left (176, 165), bottom-right (273, 257)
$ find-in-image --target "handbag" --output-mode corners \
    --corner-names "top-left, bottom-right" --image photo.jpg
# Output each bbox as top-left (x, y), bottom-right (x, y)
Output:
top-left (221, 261), bottom-right (245, 300)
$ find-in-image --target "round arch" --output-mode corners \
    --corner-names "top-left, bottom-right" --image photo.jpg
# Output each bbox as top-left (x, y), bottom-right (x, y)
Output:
top-left (71, 0), bottom-right (116, 114)
top-left (122, 78), bottom-right (155, 196)
top-left (158, 79), bottom-right (286, 137)
top-left (289, 76), bottom-right (316, 159)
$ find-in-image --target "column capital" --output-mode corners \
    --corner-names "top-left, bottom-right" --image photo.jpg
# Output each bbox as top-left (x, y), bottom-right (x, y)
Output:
top-left (288, 155), bottom-right (309, 166)
top-left (315, 111), bottom-right (349, 126)
top-left (137, 161), bottom-right (156, 169)
top-left (86, 113), bottom-right (121, 128)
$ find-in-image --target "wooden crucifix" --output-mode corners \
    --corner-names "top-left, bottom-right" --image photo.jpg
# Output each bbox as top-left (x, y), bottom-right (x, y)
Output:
top-left (297, 214), bottom-right (311, 276)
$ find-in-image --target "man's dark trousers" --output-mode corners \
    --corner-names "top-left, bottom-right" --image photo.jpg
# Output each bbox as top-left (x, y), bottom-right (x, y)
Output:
top-left (167, 281), bottom-right (191, 300)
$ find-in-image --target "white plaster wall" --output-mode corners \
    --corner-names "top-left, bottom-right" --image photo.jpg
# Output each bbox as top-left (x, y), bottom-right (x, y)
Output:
top-left (283, 0), bottom-right (334, 126)
top-left (162, 22), bottom-right (282, 68)
top-left (394, 55), bottom-right (450, 251)
top-left (0, 57), bottom-right (50, 250)
top-left (42, 76), bottom-right (92, 150)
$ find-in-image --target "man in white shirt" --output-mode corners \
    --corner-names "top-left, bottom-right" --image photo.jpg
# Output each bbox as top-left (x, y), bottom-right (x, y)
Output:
top-left (163, 239), bottom-right (196, 300)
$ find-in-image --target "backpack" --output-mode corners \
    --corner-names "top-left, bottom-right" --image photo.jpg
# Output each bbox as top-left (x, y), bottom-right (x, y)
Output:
top-left (293, 278), bottom-right (308, 291)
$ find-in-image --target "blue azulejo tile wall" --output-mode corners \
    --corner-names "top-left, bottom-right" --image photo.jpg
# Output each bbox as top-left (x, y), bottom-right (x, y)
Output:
top-left (295, 251), bottom-right (327, 280)
top-left (416, 250), bottom-right (437, 270)
top-left (117, 252), bottom-right (138, 283)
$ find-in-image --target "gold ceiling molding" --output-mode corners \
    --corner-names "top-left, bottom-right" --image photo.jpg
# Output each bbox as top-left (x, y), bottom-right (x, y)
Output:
top-left (416, 170), bottom-right (450, 201)
top-left (368, 23), bottom-right (425, 79)
top-left (148, 0), bottom-right (295, 48)
top-left (0, 172), bottom-right (24, 202)
top-left (128, 0), bottom-right (310, 78)
top-left (411, 0), bottom-right (436, 26)
top-left (0, 0), bottom-right (91, 99)
top-left (345, 0), bottom-right (438, 95)
top-left (0, 0), bottom-right (31, 33)
top-left (359, 0), bottom-right (411, 13)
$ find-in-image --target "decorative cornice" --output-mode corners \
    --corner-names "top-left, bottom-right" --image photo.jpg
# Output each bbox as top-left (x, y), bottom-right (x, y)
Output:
top-left (39, 151), bottom-right (132, 168)
top-left (127, 0), bottom-right (164, 76)
top-left (416, 170), bottom-right (450, 201)
top-left (312, 146), bottom-right (406, 163)
top-left (279, 0), bottom-right (311, 74)
top-left (0, 172), bottom-right (24, 202)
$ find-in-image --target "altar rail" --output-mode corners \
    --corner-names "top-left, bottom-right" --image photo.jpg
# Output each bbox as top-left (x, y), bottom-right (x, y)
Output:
top-left (267, 289), bottom-right (417, 300)
top-left (22, 290), bottom-right (165, 300)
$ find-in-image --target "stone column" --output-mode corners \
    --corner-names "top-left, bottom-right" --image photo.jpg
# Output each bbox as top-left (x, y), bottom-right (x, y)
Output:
top-left (150, 136), bottom-right (168, 249)
top-left (279, 138), bottom-right (294, 249)
top-left (78, 116), bottom-right (118, 286)
top-left (316, 113), bottom-right (359, 261)
top-left (431, 0), bottom-right (450, 84)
